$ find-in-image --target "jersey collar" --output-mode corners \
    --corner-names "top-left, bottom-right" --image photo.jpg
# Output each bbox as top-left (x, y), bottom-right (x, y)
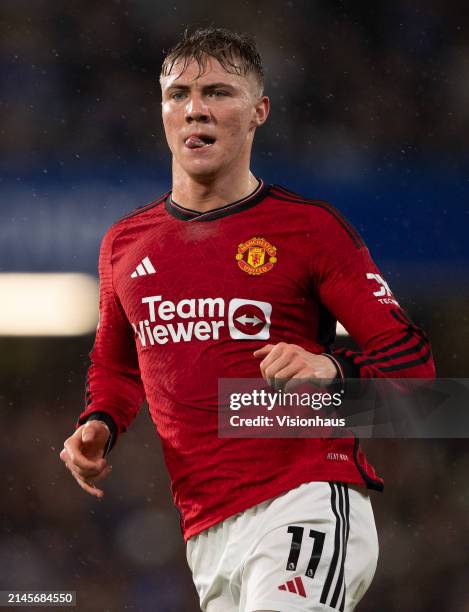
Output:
top-left (165, 179), bottom-right (270, 222)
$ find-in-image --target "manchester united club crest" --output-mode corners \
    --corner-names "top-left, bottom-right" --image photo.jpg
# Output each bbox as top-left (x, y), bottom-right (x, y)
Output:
top-left (236, 237), bottom-right (277, 275)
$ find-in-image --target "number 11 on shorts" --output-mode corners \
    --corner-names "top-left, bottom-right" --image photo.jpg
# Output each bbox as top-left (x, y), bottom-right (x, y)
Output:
top-left (286, 525), bottom-right (325, 579)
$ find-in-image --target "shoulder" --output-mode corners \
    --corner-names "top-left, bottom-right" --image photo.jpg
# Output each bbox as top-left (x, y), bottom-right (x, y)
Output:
top-left (98, 191), bottom-right (169, 261)
top-left (111, 191), bottom-right (169, 231)
top-left (102, 191), bottom-right (169, 245)
top-left (268, 184), bottom-right (364, 249)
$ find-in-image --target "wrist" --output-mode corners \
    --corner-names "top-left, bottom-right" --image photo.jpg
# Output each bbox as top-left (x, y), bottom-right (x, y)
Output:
top-left (321, 353), bottom-right (344, 387)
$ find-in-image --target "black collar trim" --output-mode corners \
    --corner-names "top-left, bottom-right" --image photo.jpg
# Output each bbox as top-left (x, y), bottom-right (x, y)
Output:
top-left (165, 180), bottom-right (270, 222)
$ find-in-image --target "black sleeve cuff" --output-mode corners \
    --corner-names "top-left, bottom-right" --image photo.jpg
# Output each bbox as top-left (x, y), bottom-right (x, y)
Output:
top-left (323, 352), bottom-right (363, 400)
top-left (319, 353), bottom-right (345, 400)
top-left (331, 353), bottom-right (361, 379)
top-left (79, 411), bottom-right (118, 456)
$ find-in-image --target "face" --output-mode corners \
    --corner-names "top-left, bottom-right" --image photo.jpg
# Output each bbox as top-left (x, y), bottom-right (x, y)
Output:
top-left (160, 56), bottom-right (269, 179)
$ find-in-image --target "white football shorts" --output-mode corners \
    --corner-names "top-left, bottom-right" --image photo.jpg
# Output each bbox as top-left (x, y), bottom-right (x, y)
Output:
top-left (186, 481), bottom-right (379, 612)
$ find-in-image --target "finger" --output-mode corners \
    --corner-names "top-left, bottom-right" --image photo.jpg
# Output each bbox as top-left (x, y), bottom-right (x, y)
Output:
top-left (253, 344), bottom-right (275, 358)
top-left (284, 371), bottom-right (311, 392)
top-left (66, 458), bottom-right (107, 480)
top-left (62, 444), bottom-right (107, 477)
top-left (259, 343), bottom-right (294, 379)
top-left (263, 352), bottom-right (297, 383)
top-left (255, 341), bottom-right (301, 356)
top-left (61, 448), bottom-right (91, 476)
top-left (72, 471), bottom-right (104, 498)
top-left (65, 461), bottom-right (105, 497)
top-left (272, 362), bottom-right (303, 384)
top-left (258, 342), bottom-right (291, 365)
top-left (59, 447), bottom-right (70, 464)
top-left (93, 465), bottom-right (113, 483)
top-left (283, 366), bottom-right (324, 391)
top-left (61, 433), bottom-right (107, 478)
top-left (65, 453), bottom-right (111, 481)
top-left (64, 460), bottom-right (93, 483)
top-left (266, 362), bottom-right (303, 391)
top-left (64, 438), bottom-right (107, 472)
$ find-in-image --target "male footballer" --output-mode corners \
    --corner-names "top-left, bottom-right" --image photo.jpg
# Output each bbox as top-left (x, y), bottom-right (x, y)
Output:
top-left (60, 28), bottom-right (435, 611)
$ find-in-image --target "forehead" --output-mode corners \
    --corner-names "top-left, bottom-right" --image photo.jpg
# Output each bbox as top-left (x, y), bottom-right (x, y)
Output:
top-left (160, 55), bottom-right (254, 90)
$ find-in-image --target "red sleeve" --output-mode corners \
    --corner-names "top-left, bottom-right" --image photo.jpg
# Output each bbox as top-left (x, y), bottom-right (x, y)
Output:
top-left (311, 205), bottom-right (435, 380)
top-left (78, 226), bottom-right (146, 440)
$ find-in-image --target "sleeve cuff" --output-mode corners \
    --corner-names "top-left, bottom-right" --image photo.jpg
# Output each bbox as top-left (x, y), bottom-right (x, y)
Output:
top-left (330, 353), bottom-right (361, 379)
top-left (323, 352), bottom-right (361, 399)
top-left (78, 411), bottom-right (118, 456)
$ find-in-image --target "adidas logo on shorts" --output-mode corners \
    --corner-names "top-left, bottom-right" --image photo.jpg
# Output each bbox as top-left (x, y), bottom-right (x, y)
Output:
top-left (278, 576), bottom-right (306, 597)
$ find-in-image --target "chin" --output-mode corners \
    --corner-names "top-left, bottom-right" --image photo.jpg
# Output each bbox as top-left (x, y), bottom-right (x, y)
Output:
top-left (182, 160), bottom-right (224, 180)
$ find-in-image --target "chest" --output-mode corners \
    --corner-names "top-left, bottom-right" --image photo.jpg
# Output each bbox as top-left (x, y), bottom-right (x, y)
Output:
top-left (118, 219), bottom-right (313, 304)
top-left (111, 213), bottom-right (319, 351)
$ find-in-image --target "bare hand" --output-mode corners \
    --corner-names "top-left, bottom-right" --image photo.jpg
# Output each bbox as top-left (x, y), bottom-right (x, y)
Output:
top-left (253, 343), bottom-right (338, 389)
top-left (60, 420), bottom-right (112, 499)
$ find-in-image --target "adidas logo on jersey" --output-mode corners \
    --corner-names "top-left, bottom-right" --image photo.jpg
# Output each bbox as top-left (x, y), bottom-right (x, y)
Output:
top-left (278, 576), bottom-right (306, 597)
top-left (131, 257), bottom-right (156, 278)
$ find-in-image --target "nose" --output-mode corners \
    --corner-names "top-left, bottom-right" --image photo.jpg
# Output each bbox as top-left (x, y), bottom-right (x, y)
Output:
top-left (184, 94), bottom-right (210, 123)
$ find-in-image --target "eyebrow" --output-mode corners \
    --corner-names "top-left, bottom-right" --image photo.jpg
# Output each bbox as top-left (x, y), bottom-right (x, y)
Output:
top-left (165, 82), bottom-right (237, 94)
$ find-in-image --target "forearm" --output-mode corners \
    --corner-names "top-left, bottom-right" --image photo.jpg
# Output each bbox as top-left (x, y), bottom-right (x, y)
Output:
top-left (78, 362), bottom-right (146, 448)
top-left (331, 309), bottom-right (435, 380)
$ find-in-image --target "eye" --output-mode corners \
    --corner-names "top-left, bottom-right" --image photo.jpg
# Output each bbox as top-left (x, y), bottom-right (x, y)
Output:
top-left (208, 90), bottom-right (228, 98)
top-left (171, 91), bottom-right (186, 100)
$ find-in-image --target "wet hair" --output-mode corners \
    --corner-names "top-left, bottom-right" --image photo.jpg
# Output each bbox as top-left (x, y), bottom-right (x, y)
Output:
top-left (161, 27), bottom-right (264, 91)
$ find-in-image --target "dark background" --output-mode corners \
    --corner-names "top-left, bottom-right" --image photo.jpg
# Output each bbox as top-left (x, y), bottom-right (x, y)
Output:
top-left (1, 1), bottom-right (468, 611)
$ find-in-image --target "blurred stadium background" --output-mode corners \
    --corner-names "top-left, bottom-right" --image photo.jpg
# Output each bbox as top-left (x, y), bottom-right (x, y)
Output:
top-left (1, 1), bottom-right (468, 610)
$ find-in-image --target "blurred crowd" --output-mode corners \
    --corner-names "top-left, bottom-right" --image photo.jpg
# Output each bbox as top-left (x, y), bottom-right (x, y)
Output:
top-left (1, 0), bottom-right (468, 168)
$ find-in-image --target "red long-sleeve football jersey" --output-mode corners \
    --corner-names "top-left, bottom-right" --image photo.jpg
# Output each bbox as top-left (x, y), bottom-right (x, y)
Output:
top-left (79, 181), bottom-right (435, 540)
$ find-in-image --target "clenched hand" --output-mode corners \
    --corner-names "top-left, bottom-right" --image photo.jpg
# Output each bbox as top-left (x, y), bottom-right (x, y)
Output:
top-left (253, 343), bottom-right (338, 388)
top-left (60, 420), bottom-right (112, 499)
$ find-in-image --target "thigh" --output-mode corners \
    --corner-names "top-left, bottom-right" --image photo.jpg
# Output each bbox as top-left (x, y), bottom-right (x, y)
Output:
top-left (342, 485), bottom-right (379, 612)
top-left (187, 521), bottom-right (239, 612)
top-left (240, 482), bottom-right (379, 612)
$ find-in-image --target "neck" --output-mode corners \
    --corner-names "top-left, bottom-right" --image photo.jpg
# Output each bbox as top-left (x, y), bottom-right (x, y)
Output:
top-left (171, 164), bottom-right (259, 213)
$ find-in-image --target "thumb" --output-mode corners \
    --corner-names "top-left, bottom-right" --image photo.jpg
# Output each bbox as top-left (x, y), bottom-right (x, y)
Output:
top-left (82, 422), bottom-right (96, 443)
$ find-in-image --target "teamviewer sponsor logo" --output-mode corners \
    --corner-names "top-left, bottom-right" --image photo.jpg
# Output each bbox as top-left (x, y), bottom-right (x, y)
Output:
top-left (132, 296), bottom-right (272, 347)
top-left (228, 298), bottom-right (271, 340)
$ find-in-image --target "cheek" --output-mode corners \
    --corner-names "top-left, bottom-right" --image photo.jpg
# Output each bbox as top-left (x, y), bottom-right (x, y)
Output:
top-left (162, 108), bottom-right (179, 138)
top-left (163, 124), bottom-right (181, 155)
top-left (224, 108), bottom-right (252, 139)
top-left (162, 114), bottom-right (173, 135)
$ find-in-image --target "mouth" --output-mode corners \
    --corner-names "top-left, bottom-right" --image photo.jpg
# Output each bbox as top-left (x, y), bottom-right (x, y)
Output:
top-left (184, 134), bottom-right (216, 149)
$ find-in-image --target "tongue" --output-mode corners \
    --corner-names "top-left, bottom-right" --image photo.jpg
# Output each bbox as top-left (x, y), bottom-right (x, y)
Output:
top-left (185, 135), bottom-right (207, 149)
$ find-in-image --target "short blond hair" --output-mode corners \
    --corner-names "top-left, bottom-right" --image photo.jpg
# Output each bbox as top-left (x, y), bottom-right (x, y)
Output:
top-left (161, 27), bottom-right (264, 91)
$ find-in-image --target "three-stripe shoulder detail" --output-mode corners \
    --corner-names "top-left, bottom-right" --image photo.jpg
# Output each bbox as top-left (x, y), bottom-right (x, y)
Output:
top-left (270, 185), bottom-right (364, 249)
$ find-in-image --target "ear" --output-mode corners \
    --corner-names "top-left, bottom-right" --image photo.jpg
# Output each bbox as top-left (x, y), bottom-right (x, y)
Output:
top-left (252, 96), bottom-right (270, 127)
